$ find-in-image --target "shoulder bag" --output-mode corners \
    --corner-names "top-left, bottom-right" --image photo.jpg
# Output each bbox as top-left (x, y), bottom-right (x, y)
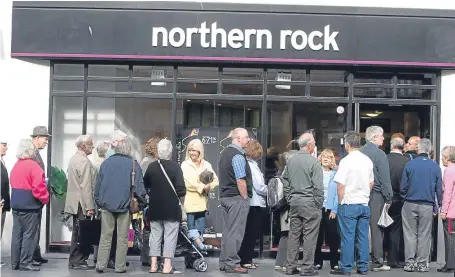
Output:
top-left (129, 159), bottom-right (140, 214)
top-left (158, 160), bottom-right (187, 222)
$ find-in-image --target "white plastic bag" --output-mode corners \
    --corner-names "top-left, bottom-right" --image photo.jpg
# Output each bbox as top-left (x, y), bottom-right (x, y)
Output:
top-left (378, 205), bottom-right (394, 228)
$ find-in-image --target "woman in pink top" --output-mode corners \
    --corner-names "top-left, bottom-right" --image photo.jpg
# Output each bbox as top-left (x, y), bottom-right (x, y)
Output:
top-left (439, 146), bottom-right (455, 273)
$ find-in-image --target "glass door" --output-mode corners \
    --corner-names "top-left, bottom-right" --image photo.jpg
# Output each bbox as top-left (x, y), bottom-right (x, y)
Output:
top-left (354, 103), bottom-right (432, 152)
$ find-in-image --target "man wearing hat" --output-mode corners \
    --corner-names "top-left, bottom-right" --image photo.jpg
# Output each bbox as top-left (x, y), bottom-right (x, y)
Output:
top-left (1, 140), bottom-right (10, 268)
top-left (30, 126), bottom-right (51, 265)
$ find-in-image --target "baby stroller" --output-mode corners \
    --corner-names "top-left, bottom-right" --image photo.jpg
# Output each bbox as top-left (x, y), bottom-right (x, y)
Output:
top-left (174, 223), bottom-right (209, 272)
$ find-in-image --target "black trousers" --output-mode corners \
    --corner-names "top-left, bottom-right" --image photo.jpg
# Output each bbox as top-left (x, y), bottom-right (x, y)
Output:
top-left (238, 206), bottom-right (264, 265)
top-left (11, 210), bottom-right (40, 267)
top-left (69, 206), bottom-right (92, 266)
top-left (314, 209), bottom-right (340, 268)
top-left (32, 208), bottom-right (43, 260)
top-left (387, 198), bottom-right (405, 266)
top-left (109, 226), bottom-right (118, 262)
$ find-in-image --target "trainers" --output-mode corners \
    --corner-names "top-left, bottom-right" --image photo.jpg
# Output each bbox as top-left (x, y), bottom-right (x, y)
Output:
top-left (372, 265), bottom-right (390, 272)
top-left (417, 263), bottom-right (429, 272)
top-left (404, 263), bottom-right (416, 272)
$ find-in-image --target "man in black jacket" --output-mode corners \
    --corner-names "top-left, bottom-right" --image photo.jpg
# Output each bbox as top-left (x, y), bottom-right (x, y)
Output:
top-left (387, 137), bottom-right (410, 268)
top-left (1, 141), bottom-right (10, 268)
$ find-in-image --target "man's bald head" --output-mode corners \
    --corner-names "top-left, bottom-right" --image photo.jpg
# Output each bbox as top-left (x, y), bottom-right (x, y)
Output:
top-left (405, 136), bottom-right (421, 152)
top-left (232, 128), bottom-right (250, 149)
top-left (298, 133), bottom-right (315, 153)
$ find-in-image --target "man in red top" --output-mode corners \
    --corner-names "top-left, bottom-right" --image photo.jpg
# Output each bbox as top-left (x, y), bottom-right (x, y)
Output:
top-left (10, 139), bottom-right (49, 271)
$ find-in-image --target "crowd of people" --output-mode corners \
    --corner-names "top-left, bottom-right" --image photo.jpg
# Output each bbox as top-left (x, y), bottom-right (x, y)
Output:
top-left (0, 125), bottom-right (454, 276)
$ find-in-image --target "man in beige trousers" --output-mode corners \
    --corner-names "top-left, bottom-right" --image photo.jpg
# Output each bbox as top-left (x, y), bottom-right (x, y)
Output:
top-left (65, 135), bottom-right (97, 270)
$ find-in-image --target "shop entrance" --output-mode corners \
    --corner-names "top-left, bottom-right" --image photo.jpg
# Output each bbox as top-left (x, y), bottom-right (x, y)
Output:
top-left (354, 103), bottom-right (432, 151)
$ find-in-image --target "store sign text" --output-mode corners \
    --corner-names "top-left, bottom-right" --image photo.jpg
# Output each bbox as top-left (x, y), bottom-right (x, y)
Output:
top-left (151, 22), bottom-right (339, 51)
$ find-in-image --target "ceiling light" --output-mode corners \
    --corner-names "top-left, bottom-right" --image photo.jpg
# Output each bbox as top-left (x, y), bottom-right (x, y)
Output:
top-left (365, 113), bottom-right (379, 117)
top-left (275, 72), bottom-right (291, 90)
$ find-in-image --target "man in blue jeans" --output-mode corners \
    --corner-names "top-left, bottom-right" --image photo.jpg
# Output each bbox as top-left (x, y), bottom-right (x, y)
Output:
top-left (330, 131), bottom-right (374, 276)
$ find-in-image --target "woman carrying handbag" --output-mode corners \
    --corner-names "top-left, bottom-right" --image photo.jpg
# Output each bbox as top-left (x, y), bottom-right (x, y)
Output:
top-left (144, 139), bottom-right (186, 274)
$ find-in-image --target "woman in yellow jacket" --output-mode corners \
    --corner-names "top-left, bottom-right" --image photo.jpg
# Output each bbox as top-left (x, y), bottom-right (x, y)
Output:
top-left (181, 139), bottom-right (219, 236)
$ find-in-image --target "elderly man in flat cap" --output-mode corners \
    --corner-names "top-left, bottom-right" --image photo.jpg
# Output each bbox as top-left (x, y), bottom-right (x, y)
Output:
top-left (30, 126), bottom-right (51, 265)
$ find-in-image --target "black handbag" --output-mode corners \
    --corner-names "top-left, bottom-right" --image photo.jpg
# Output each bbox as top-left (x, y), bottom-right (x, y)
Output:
top-left (78, 217), bottom-right (101, 246)
top-left (199, 169), bottom-right (214, 185)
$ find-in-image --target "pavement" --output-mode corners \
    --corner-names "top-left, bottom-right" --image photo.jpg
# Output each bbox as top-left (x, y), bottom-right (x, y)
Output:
top-left (0, 255), bottom-right (453, 277)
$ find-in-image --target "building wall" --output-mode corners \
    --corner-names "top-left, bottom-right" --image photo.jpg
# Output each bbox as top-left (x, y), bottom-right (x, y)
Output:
top-left (1, 0), bottom-right (455, 251)
top-left (0, 0), bottom-right (50, 255)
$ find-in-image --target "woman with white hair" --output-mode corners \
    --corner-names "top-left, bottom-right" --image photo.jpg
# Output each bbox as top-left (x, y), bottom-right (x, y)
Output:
top-left (144, 138), bottom-right (186, 274)
top-left (10, 139), bottom-right (49, 271)
top-left (181, 139), bottom-right (218, 236)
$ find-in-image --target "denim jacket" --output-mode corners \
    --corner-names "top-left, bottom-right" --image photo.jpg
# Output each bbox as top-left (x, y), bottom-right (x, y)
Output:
top-left (325, 170), bottom-right (339, 214)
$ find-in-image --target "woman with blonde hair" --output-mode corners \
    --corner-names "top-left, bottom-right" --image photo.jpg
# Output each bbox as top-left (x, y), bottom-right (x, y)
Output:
top-left (314, 149), bottom-right (340, 270)
top-left (181, 139), bottom-right (218, 236)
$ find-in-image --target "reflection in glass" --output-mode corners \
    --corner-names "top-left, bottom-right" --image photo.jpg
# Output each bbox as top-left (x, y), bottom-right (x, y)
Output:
top-left (354, 72), bottom-right (393, 84)
top-left (223, 84), bottom-right (262, 95)
top-left (310, 86), bottom-right (348, 97)
top-left (354, 87), bottom-right (393, 98)
top-left (177, 82), bottom-right (217, 94)
top-left (397, 88), bottom-right (433, 100)
top-left (310, 70), bottom-right (347, 83)
top-left (88, 65), bottom-right (129, 77)
top-left (54, 64), bottom-right (84, 77)
top-left (53, 81), bottom-right (84, 93)
top-left (51, 97), bottom-right (83, 244)
top-left (267, 84), bottom-right (305, 96)
top-left (222, 68), bottom-right (263, 81)
top-left (177, 67), bottom-right (218, 80)
top-left (88, 81), bottom-right (129, 93)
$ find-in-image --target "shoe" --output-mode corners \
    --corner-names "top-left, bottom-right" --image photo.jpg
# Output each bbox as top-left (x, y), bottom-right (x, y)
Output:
top-left (96, 268), bottom-right (104, 273)
top-left (142, 262), bottom-right (151, 267)
top-left (437, 267), bottom-right (454, 273)
top-left (0, 262), bottom-right (5, 268)
top-left (19, 264), bottom-right (40, 271)
top-left (220, 266), bottom-right (225, 271)
top-left (356, 270), bottom-right (367, 275)
top-left (107, 260), bottom-right (115, 269)
top-left (330, 268), bottom-right (351, 276)
top-left (286, 267), bottom-right (300, 275)
top-left (12, 264), bottom-right (19, 270)
top-left (300, 268), bottom-right (318, 276)
top-left (69, 263), bottom-right (95, 270)
top-left (225, 266), bottom-right (248, 274)
top-left (372, 265), bottom-right (390, 272)
top-left (315, 264), bottom-right (322, 270)
top-left (32, 261), bottom-right (41, 266)
top-left (404, 263), bottom-right (416, 272)
top-left (417, 263), bottom-right (429, 272)
top-left (115, 270), bottom-right (127, 273)
top-left (34, 257), bottom-right (48, 264)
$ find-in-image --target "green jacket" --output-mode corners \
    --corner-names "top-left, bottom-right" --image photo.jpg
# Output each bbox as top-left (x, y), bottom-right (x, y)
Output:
top-left (282, 150), bottom-right (324, 208)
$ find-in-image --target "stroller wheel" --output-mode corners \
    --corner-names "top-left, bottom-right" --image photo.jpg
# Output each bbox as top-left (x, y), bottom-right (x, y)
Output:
top-left (194, 259), bottom-right (208, 272)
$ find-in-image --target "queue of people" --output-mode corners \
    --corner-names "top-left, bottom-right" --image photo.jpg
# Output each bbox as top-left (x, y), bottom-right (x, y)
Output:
top-left (0, 124), bottom-right (454, 276)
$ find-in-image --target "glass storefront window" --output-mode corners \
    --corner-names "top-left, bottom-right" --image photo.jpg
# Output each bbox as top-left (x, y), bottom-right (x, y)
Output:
top-left (88, 65), bottom-right (129, 77)
top-left (132, 66), bottom-right (174, 93)
top-left (222, 68), bottom-right (263, 82)
top-left (354, 72), bottom-right (393, 84)
top-left (310, 70), bottom-right (347, 83)
top-left (397, 88), bottom-right (433, 100)
top-left (87, 97), bottom-right (173, 162)
top-left (354, 87), bottom-right (393, 98)
top-left (310, 86), bottom-right (348, 97)
top-left (54, 64), bottom-right (84, 77)
top-left (53, 80), bottom-right (84, 94)
top-left (267, 69), bottom-right (305, 96)
top-left (50, 96), bottom-right (83, 244)
top-left (177, 67), bottom-right (218, 94)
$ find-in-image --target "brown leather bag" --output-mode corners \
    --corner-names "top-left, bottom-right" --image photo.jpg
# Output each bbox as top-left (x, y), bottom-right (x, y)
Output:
top-left (129, 159), bottom-right (140, 214)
